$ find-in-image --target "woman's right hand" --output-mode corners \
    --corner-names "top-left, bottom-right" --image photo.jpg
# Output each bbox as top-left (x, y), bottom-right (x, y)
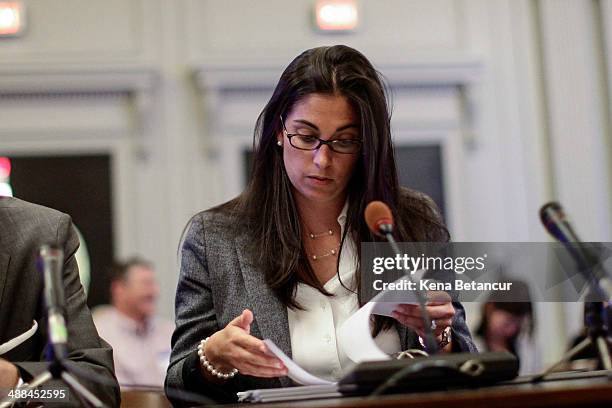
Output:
top-left (203, 309), bottom-right (288, 379)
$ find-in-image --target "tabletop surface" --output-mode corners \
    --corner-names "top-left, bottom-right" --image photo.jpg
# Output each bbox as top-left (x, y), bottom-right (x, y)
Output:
top-left (217, 370), bottom-right (612, 408)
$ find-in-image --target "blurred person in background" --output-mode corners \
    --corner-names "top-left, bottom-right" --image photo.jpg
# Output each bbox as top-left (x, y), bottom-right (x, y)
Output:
top-left (93, 257), bottom-right (174, 388)
top-left (474, 280), bottom-right (539, 374)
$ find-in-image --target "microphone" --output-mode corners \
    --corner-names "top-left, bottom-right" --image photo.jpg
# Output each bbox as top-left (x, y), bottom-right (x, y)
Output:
top-left (540, 202), bottom-right (574, 242)
top-left (364, 201), bottom-right (439, 353)
top-left (539, 202), bottom-right (612, 301)
top-left (1, 247), bottom-right (111, 407)
top-left (365, 201), bottom-right (394, 237)
top-left (540, 202), bottom-right (602, 268)
top-left (38, 245), bottom-right (68, 360)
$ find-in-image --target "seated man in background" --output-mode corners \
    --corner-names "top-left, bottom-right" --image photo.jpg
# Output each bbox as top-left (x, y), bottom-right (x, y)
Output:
top-left (93, 258), bottom-right (173, 388)
top-left (0, 196), bottom-right (120, 406)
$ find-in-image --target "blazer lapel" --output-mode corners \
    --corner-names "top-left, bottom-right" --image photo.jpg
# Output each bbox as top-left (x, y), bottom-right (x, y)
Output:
top-left (234, 233), bottom-right (292, 387)
top-left (0, 254), bottom-right (9, 329)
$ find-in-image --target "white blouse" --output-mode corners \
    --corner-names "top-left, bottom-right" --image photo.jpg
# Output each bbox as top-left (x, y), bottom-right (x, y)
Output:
top-left (287, 203), bottom-right (401, 381)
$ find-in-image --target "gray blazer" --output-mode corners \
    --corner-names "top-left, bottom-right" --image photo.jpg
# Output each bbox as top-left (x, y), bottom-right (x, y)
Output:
top-left (166, 195), bottom-right (476, 405)
top-left (0, 197), bottom-right (120, 407)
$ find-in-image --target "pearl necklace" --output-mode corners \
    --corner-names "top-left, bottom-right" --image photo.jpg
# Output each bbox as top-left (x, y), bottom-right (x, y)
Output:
top-left (309, 229), bottom-right (333, 239)
top-left (311, 246), bottom-right (340, 261)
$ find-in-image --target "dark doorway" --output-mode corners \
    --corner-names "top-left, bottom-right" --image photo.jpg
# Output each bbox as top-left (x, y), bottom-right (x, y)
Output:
top-left (395, 144), bottom-right (446, 219)
top-left (9, 155), bottom-right (113, 307)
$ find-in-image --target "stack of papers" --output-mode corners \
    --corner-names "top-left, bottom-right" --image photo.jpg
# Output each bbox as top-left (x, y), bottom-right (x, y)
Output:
top-left (237, 384), bottom-right (341, 403)
top-left (262, 340), bottom-right (335, 385)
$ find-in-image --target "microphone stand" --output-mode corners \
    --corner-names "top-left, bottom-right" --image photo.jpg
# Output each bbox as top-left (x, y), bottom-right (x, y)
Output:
top-left (532, 203), bottom-right (612, 382)
top-left (532, 254), bottom-right (612, 382)
top-left (0, 358), bottom-right (107, 408)
top-left (378, 224), bottom-right (439, 354)
top-left (532, 302), bottom-right (612, 382)
top-left (0, 245), bottom-right (107, 408)
top-left (532, 296), bottom-right (612, 382)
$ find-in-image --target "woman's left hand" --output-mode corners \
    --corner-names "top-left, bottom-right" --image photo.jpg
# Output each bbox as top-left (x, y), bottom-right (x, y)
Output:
top-left (391, 291), bottom-right (455, 340)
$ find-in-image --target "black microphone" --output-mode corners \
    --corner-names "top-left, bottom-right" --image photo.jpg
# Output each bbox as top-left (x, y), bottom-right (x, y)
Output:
top-left (540, 202), bottom-right (602, 268)
top-left (539, 202), bottom-right (612, 301)
top-left (38, 245), bottom-right (68, 360)
top-left (539, 202), bottom-right (579, 242)
top-left (364, 201), bottom-right (439, 354)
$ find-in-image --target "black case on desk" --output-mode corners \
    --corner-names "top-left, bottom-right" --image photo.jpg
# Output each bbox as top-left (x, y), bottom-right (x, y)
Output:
top-left (338, 351), bottom-right (519, 395)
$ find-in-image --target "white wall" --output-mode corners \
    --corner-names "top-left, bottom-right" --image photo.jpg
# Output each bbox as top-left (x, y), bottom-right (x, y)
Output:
top-left (1, 0), bottom-right (611, 368)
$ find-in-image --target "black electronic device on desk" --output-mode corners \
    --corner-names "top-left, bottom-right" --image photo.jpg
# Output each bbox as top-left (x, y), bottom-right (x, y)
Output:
top-left (236, 352), bottom-right (518, 403)
top-left (237, 352), bottom-right (519, 403)
top-left (338, 351), bottom-right (519, 396)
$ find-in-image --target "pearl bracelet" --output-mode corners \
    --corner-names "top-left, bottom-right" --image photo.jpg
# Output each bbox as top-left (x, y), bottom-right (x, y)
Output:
top-left (197, 337), bottom-right (238, 379)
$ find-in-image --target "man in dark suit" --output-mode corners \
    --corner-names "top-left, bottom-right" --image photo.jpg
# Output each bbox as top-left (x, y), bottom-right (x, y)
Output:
top-left (0, 196), bottom-right (120, 406)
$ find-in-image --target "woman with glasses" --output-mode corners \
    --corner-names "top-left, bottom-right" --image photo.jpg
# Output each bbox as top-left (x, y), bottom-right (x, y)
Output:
top-left (166, 45), bottom-right (476, 404)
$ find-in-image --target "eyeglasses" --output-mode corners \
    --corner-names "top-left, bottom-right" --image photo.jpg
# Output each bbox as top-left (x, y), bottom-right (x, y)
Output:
top-left (280, 116), bottom-right (362, 154)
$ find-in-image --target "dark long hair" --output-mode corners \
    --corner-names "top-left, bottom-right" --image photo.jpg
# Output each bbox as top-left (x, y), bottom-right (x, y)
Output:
top-left (213, 45), bottom-right (448, 332)
top-left (476, 280), bottom-right (534, 355)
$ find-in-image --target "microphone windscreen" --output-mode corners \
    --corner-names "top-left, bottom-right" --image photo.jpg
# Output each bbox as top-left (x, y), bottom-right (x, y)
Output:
top-left (365, 201), bottom-right (394, 236)
top-left (539, 201), bottom-right (568, 239)
top-left (539, 201), bottom-right (563, 226)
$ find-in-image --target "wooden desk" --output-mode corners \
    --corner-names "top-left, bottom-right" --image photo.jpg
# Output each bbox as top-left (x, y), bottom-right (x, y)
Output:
top-left (121, 388), bottom-right (172, 408)
top-left (223, 371), bottom-right (612, 408)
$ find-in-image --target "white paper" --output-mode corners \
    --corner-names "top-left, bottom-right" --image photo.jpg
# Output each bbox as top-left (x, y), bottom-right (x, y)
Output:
top-left (262, 273), bottom-right (425, 384)
top-left (237, 384), bottom-right (340, 403)
top-left (263, 339), bottom-right (334, 385)
top-left (0, 320), bottom-right (38, 355)
top-left (337, 273), bottom-right (422, 363)
top-left (370, 273), bottom-right (422, 317)
top-left (336, 301), bottom-right (390, 363)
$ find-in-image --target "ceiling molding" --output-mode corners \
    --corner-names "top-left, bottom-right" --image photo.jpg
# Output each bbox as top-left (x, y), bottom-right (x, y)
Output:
top-left (0, 67), bottom-right (158, 95)
top-left (0, 67), bottom-right (159, 159)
